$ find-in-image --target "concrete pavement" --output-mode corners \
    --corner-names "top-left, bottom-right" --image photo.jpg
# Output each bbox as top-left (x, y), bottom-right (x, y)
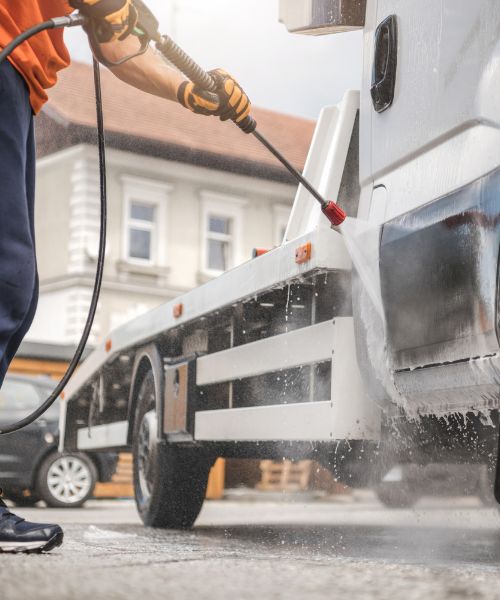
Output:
top-left (3, 496), bottom-right (500, 600)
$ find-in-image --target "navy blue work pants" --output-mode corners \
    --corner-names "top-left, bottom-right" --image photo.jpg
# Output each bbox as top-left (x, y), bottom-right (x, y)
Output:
top-left (0, 61), bottom-right (38, 387)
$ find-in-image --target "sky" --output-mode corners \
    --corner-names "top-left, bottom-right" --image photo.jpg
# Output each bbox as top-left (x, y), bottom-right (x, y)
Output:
top-left (64, 0), bottom-right (363, 120)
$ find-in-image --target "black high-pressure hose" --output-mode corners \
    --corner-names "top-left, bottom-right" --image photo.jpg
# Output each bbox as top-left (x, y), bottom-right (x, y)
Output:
top-left (0, 15), bottom-right (85, 63)
top-left (0, 17), bottom-right (107, 434)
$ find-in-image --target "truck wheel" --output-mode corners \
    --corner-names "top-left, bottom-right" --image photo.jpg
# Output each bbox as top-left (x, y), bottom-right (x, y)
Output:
top-left (132, 370), bottom-right (211, 529)
top-left (37, 452), bottom-right (97, 508)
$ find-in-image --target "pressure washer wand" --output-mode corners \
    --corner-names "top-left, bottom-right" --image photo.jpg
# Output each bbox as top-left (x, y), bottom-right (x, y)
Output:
top-left (252, 128), bottom-right (345, 225)
top-left (132, 0), bottom-right (346, 227)
top-left (161, 34), bottom-right (347, 226)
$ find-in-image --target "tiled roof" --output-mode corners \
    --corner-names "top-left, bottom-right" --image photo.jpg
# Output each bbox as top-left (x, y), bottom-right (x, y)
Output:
top-left (42, 61), bottom-right (315, 179)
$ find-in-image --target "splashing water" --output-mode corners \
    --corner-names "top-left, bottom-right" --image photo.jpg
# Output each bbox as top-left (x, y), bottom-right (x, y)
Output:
top-left (339, 216), bottom-right (384, 318)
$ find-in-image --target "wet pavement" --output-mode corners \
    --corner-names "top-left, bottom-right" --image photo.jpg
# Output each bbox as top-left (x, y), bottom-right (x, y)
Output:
top-left (3, 496), bottom-right (500, 599)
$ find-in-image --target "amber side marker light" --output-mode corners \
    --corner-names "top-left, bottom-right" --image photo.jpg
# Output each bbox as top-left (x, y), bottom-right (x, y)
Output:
top-left (173, 303), bottom-right (184, 319)
top-left (105, 339), bottom-right (112, 353)
top-left (252, 248), bottom-right (270, 258)
top-left (295, 242), bottom-right (312, 264)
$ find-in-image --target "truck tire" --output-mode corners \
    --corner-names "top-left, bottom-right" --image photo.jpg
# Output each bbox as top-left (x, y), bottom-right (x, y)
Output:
top-left (132, 370), bottom-right (211, 528)
top-left (37, 452), bottom-right (97, 508)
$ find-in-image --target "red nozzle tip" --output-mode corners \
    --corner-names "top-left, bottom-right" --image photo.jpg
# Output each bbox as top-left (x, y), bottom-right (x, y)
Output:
top-left (322, 201), bottom-right (346, 226)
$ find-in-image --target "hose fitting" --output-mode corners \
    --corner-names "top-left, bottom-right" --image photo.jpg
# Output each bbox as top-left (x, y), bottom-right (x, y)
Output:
top-left (51, 14), bottom-right (88, 29)
top-left (322, 201), bottom-right (347, 226)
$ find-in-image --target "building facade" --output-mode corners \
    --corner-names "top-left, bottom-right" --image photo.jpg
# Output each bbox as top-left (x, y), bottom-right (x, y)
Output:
top-left (24, 62), bottom-right (314, 348)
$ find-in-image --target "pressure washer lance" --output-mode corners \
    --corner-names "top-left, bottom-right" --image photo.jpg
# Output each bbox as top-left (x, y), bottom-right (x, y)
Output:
top-left (131, 0), bottom-right (346, 227)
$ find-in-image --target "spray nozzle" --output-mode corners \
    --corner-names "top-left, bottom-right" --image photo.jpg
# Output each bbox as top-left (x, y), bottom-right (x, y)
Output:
top-left (322, 201), bottom-right (347, 227)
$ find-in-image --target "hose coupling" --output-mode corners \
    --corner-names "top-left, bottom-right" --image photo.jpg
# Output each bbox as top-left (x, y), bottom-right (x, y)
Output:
top-left (322, 201), bottom-right (347, 226)
top-left (51, 14), bottom-right (88, 29)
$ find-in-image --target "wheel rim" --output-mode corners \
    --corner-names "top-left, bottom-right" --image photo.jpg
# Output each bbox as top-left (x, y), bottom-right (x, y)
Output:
top-left (47, 455), bottom-right (92, 504)
top-left (137, 410), bottom-right (158, 505)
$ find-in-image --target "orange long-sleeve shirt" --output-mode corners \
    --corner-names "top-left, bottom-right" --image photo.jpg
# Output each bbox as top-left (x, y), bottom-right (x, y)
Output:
top-left (0, 1), bottom-right (71, 114)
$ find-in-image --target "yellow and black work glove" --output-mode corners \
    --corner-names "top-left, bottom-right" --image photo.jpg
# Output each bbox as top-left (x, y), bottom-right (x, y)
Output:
top-left (177, 69), bottom-right (255, 133)
top-left (69, 0), bottom-right (138, 43)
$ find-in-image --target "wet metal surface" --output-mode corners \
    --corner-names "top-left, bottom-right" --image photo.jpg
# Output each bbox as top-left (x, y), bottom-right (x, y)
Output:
top-left (3, 497), bottom-right (500, 599)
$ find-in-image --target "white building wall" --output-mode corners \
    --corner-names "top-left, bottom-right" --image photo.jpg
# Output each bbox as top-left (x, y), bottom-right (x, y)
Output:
top-left (35, 152), bottom-right (73, 280)
top-left (26, 289), bottom-right (69, 344)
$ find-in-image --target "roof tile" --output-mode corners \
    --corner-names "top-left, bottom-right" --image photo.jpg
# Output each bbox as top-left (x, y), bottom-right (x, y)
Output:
top-left (44, 62), bottom-right (315, 173)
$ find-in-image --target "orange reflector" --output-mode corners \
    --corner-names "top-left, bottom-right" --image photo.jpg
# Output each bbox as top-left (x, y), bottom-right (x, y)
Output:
top-left (173, 303), bottom-right (183, 319)
top-left (105, 339), bottom-right (112, 353)
top-left (252, 248), bottom-right (270, 258)
top-left (60, 392), bottom-right (65, 400)
top-left (295, 242), bottom-right (312, 264)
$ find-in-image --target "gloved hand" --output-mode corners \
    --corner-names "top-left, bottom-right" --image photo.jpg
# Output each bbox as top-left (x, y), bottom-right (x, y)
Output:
top-left (69, 0), bottom-right (138, 43)
top-left (177, 69), bottom-right (255, 133)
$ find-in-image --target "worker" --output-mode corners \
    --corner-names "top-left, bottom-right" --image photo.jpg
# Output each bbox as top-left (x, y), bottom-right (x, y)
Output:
top-left (0, 0), bottom-right (251, 554)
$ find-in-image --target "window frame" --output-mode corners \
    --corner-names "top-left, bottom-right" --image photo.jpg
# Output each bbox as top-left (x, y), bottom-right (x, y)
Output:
top-left (200, 191), bottom-right (246, 277)
top-left (121, 175), bottom-right (171, 268)
top-left (126, 200), bottom-right (156, 264)
top-left (273, 203), bottom-right (291, 247)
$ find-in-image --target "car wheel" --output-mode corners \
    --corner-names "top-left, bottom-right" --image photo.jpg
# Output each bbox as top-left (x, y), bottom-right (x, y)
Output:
top-left (37, 452), bottom-right (97, 508)
top-left (5, 492), bottom-right (40, 507)
top-left (133, 369), bottom-right (212, 528)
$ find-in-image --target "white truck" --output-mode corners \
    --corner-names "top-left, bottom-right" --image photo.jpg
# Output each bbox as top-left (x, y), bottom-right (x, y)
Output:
top-left (61, 0), bottom-right (500, 526)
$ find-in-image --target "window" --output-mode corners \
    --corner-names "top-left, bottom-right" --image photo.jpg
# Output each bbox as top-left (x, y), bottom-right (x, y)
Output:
top-left (0, 378), bottom-right (58, 419)
top-left (121, 176), bottom-right (171, 267)
top-left (0, 379), bottom-right (41, 415)
top-left (200, 192), bottom-right (246, 276)
top-left (207, 215), bottom-right (232, 271)
top-left (127, 201), bottom-right (156, 262)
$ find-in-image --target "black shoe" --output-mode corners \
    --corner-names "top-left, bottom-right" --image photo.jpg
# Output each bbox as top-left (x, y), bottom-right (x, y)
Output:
top-left (0, 498), bottom-right (63, 554)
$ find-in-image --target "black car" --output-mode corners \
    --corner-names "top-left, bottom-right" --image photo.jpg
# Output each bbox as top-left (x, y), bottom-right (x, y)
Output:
top-left (0, 374), bottom-right (118, 508)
